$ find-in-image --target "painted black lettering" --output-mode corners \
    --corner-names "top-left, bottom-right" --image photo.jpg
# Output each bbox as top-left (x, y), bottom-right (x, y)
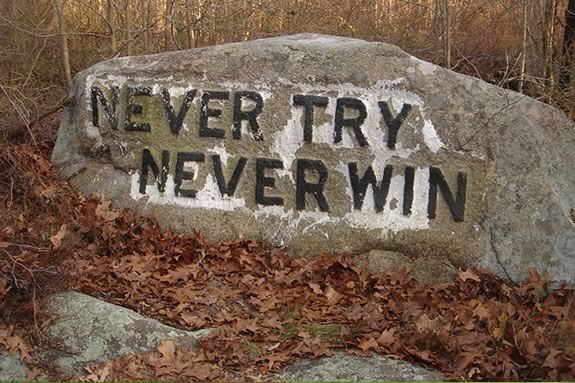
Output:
top-left (403, 166), bottom-right (415, 216)
top-left (125, 86), bottom-right (152, 132)
top-left (379, 101), bottom-right (413, 149)
top-left (174, 152), bottom-right (205, 198)
top-left (91, 85), bottom-right (119, 130)
top-left (334, 98), bottom-right (368, 147)
top-left (255, 158), bottom-right (284, 206)
top-left (139, 149), bottom-right (169, 194)
top-left (212, 155), bottom-right (247, 197)
top-left (427, 167), bottom-right (467, 222)
top-left (233, 91), bottom-right (264, 140)
top-left (292, 94), bottom-right (329, 143)
top-left (348, 162), bottom-right (393, 212)
top-left (200, 91), bottom-right (229, 138)
top-left (161, 88), bottom-right (196, 135)
top-left (295, 159), bottom-right (329, 212)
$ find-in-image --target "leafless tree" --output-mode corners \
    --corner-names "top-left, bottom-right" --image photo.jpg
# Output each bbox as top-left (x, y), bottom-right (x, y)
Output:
top-left (107, 0), bottom-right (117, 54)
top-left (560, 0), bottom-right (575, 89)
top-left (441, 0), bottom-right (451, 68)
top-left (52, 0), bottom-right (72, 88)
top-left (164, 0), bottom-right (175, 51)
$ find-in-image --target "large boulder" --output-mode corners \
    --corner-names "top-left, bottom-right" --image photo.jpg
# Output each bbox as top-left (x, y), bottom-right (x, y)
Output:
top-left (52, 33), bottom-right (575, 284)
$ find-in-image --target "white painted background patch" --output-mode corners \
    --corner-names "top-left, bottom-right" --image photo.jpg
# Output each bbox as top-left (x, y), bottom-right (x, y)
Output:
top-left (90, 77), bottom-right (444, 234)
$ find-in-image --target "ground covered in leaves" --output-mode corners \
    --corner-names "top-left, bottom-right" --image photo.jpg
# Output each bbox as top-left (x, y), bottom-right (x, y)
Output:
top-left (0, 118), bottom-right (574, 381)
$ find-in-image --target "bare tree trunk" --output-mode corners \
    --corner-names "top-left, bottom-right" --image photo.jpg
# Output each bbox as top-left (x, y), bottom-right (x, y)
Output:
top-left (519, 0), bottom-right (529, 93)
top-left (125, 0), bottom-right (132, 55)
top-left (185, 0), bottom-right (194, 48)
top-left (542, 0), bottom-right (557, 90)
top-left (184, 0), bottom-right (194, 49)
top-left (559, 0), bottom-right (575, 89)
top-left (164, 0), bottom-right (175, 51)
top-left (143, 0), bottom-right (151, 52)
top-left (432, 0), bottom-right (441, 36)
top-left (52, 0), bottom-right (72, 88)
top-left (441, 0), bottom-right (451, 68)
top-left (107, 0), bottom-right (117, 55)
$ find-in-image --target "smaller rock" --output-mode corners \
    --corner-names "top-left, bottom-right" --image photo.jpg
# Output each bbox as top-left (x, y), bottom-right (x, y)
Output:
top-left (275, 352), bottom-right (444, 381)
top-left (0, 351), bottom-right (29, 381)
top-left (42, 291), bottom-right (211, 377)
top-left (354, 250), bottom-right (413, 273)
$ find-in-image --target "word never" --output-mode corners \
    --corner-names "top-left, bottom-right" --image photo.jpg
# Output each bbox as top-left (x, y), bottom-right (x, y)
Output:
top-left (91, 85), bottom-right (412, 148)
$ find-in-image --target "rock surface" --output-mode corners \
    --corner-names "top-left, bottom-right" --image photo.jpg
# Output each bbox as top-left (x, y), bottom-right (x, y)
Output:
top-left (354, 249), bottom-right (413, 274)
top-left (412, 256), bottom-right (457, 284)
top-left (42, 291), bottom-right (211, 377)
top-left (355, 249), bottom-right (456, 284)
top-left (0, 351), bottom-right (29, 381)
top-left (52, 33), bottom-right (575, 284)
top-left (275, 352), bottom-right (444, 381)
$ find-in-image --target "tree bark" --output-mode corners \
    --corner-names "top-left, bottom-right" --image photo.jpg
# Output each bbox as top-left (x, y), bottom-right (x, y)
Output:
top-left (542, 0), bottom-right (557, 90)
top-left (441, 0), bottom-right (451, 68)
top-left (519, 0), bottom-right (529, 93)
top-left (560, 0), bottom-right (575, 89)
top-left (185, 0), bottom-right (194, 48)
top-left (164, 0), bottom-right (175, 51)
top-left (125, 0), bottom-right (132, 55)
top-left (107, 0), bottom-right (117, 55)
top-left (52, 0), bottom-right (72, 89)
top-left (143, 0), bottom-right (151, 52)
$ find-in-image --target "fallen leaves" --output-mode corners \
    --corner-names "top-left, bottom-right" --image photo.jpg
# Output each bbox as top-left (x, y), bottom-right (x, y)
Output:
top-left (376, 329), bottom-right (397, 348)
top-left (156, 339), bottom-right (176, 364)
top-left (181, 314), bottom-right (207, 328)
top-left (415, 313), bottom-right (442, 334)
top-left (82, 363), bottom-right (112, 382)
top-left (1, 143), bottom-right (575, 382)
top-left (49, 224), bottom-right (67, 249)
top-left (358, 336), bottom-right (379, 352)
top-left (0, 325), bottom-right (32, 362)
top-left (68, 221), bottom-right (575, 382)
top-left (324, 285), bottom-right (342, 305)
top-left (95, 199), bottom-right (120, 222)
top-left (458, 268), bottom-right (481, 282)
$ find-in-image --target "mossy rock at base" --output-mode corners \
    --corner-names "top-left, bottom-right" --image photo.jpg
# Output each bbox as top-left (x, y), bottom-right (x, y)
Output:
top-left (275, 352), bottom-right (444, 381)
top-left (41, 291), bottom-right (211, 377)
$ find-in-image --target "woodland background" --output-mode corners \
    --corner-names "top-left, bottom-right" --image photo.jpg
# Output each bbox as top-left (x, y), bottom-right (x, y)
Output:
top-left (2, 0), bottom-right (575, 140)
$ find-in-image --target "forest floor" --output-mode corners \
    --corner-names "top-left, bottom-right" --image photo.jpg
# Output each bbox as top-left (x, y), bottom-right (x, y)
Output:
top-left (0, 114), bottom-right (574, 381)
